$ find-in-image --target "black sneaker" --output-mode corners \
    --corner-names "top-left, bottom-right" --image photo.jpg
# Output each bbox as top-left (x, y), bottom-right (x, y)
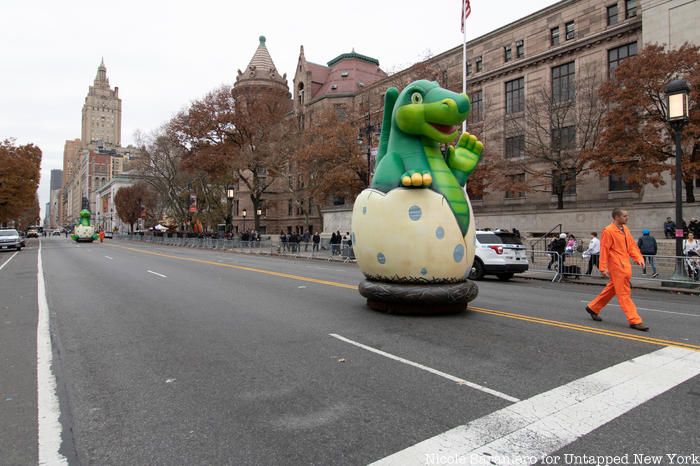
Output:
top-left (629, 323), bottom-right (649, 332)
top-left (585, 306), bottom-right (602, 321)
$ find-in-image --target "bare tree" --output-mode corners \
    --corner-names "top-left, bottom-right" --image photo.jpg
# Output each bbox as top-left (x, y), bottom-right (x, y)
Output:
top-left (506, 65), bottom-right (606, 209)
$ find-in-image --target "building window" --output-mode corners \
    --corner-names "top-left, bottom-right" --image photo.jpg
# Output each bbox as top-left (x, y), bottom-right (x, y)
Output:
top-left (609, 174), bottom-right (637, 191)
top-left (505, 77), bottom-right (525, 114)
top-left (505, 135), bottom-right (525, 159)
top-left (565, 21), bottom-right (575, 40)
top-left (552, 169), bottom-right (577, 195)
top-left (552, 62), bottom-right (576, 103)
top-left (468, 90), bottom-right (483, 124)
top-left (505, 174), bottom-right (526, 199)
top-left (466, 62), bottom-right (473, 76)
top-left (552, 126), bottom-right (576, 151)
top-left (475, 56), bottom-right (483, 72)
top-left (607, 4), bottom-right (619, 25)
top-left (608, 42), bottom-right (638, 77)
top-left (288, 200), bottom-right (293, 216)
top-left (516, 40), bottom-right (524, 59)
top-left (332, 196), bottom-right (345, 206)
top-left (625, 0), bottom-right (637, 18)
top-left (551, 27), bottom-right (560, 46)
top-left (504, 46), bottom-right (512, 62)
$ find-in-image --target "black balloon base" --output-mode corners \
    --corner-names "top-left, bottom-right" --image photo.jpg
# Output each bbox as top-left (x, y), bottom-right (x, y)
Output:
top-left (359, 279), bottom-right (478, 315)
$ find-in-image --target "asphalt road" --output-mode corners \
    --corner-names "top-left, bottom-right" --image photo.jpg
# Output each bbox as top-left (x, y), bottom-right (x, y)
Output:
top-left (1, 237), bottom-right (698, 465)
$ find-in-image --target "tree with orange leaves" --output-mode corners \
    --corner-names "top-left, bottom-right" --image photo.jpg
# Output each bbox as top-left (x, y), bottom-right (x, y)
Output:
top-left (0, 139), bottom-right (41, 228)
top-left (586, 43), bottom-right (700, 202)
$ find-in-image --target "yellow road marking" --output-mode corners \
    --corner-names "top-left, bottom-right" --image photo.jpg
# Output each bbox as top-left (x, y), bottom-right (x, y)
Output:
top-left (109, 244), bottom-right (357, 289)
top-left (470, 306), bottom-right (700, 352)
top-left (108, 243), bottom-right (699, 351)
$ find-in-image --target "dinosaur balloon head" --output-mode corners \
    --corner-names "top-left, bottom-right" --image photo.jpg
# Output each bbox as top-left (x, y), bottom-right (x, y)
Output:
top-left (393, 80), bottom-right (471, 144)
top-left (79, 209), bottom-right (91, 226)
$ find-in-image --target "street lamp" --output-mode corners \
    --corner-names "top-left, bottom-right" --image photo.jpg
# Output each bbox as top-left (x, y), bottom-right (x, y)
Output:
top-left (358, 96), bottom-right (377, 186)
top-left (225, 185), bottom-right (235, 237)
top-left (242, 208), bottom-right (247, 233)
top-left (664, 79), bottom-right (692, 286)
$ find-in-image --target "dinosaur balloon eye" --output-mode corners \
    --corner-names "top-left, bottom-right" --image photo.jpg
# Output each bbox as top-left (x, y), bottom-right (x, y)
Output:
top-left (410, 92), bottom-right (423, 104)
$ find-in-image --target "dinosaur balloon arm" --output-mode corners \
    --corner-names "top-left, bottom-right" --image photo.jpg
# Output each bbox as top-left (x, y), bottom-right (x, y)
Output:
top-left (376, 87), bottom-right (399, 164)
top-left (447, 146), bottom-right (480, 174)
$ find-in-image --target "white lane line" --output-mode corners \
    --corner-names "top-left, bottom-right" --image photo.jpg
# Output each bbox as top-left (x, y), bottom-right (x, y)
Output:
top-left (0, 251), bottom-right (19, 271)
top-left (578, 300), bottom-right (698, 317)
top-left (147, 270), bottom-right (167, 278)
top-left (329, 334), bottom-right (519, 403)
top-left (104, 256), bottom-right (113, 260)
top-left (37, 241), bottom-right (69, 465)
top-left (371, 346), bottom-right (700, 466)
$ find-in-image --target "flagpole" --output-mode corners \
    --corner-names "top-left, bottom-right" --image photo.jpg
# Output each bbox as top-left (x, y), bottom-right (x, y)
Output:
top-left (462, 22), bottom-right (467, 133)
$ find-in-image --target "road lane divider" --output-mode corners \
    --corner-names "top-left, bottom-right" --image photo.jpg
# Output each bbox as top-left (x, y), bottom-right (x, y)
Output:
top-left (470, 306), bottom-right (700, 352)
top-left (330, 334), bottom-right (519, 403)
top-left (147, 270), bottom-right (167, 278)
top-left (104, 256), bottom-right (113, 260)
top-left (108, 243), bottom-right (699, 351)
top-left (0, 250), bottom-right (19, 271)
top-left (578, 299), bottom-right (698, 317)
top-left (37, 241), bottom-right (69, 465)
top-left (371, 346), bottom-right (700, 465)
top-left (109, 244), bottom-right (357, 289)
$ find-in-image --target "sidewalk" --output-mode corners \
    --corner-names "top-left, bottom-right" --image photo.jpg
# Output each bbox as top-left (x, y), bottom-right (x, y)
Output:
top-left (520, 270), bottom-right (700, 295)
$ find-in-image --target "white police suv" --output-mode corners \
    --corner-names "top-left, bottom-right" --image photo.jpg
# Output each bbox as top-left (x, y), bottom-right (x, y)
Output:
top-left (469, 229), bottom-right (528, 281)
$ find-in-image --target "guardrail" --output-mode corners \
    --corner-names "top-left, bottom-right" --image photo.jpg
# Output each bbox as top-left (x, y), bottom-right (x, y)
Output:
top-left (114, 234), bottom-right (356, 263)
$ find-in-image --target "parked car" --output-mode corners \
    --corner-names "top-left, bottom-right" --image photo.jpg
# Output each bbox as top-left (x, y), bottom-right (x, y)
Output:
top-left (0, 229), bottom-right (23, 251)
top-left (104, 231), bottom-right (113, 239)
top-left (52, 230), bottom-right (61, 236)
top-left (469, 230), bottom-right (528, 281)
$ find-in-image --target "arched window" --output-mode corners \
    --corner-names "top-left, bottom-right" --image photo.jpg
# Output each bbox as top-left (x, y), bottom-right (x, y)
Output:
top-left (297, 82), bottom-right (305, 106)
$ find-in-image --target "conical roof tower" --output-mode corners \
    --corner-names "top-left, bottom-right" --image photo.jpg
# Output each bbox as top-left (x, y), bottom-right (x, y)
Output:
top-left (234, 35), bottom-right (290, 98)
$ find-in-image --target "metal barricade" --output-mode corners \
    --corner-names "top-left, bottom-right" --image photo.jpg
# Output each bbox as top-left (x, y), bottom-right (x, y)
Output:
top-left (527, 250), bottom-right (561, 282)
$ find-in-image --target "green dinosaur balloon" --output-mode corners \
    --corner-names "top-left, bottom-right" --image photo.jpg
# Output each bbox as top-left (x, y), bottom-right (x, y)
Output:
top-left (71, 209), bottom-right (98, 242)
top-left (371, 80), bottom-right (483, 236)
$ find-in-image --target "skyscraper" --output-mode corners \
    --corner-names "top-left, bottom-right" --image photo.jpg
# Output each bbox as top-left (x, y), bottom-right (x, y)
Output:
top-left (81, 58), bottom-right (122, 147)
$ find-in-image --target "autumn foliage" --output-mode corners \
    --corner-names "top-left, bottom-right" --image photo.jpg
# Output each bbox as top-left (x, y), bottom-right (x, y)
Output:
top-left (589, 43), bottom-right (700, 201)
top-left (114, 182), bottom-right (155, 232)
top-left (0, 139), bottom-right (42, 228)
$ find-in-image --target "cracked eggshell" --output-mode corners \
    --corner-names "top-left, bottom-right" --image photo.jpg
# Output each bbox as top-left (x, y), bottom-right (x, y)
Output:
top-left (74, 225), bottom-right (95, 238)
top-left (351, 188), bottom-right (475, 282)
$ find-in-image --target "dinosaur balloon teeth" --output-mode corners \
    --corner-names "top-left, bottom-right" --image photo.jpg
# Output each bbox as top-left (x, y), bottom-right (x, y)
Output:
top-left (430, 123), bottom-right (457, 134)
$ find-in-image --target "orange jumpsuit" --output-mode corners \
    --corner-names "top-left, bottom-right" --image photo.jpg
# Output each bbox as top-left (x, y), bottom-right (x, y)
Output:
top-left (587, 223), bottom-right (644, 324)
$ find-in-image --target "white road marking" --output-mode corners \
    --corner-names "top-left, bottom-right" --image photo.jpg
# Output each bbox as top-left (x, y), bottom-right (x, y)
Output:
top-left (329, 334), bottom-right (519, 403)
top-left (0, 251), bottom-right (19, 271)
top-left (147, 270), bottom-right (167, 278)
top-left (371, 346), bottom-right (700, 465)
top-left (104, 256), bottom-right (113, 260)
top-left (578, 299), bottom-right (698, 317)
top-left (37, 241), bottom-right (68, 465)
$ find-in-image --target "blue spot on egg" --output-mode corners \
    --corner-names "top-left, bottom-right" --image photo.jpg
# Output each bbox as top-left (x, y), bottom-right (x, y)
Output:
top-left (362, 206), bottom-right (367, 214)
top-left (377, 252), bottom-right (386, 264)
top-left (453, 244), bottom-right (465, 263)
top-left (436, 226), bottom-right (445, 239)
top-left (420, 267), bottom-right (428, 275)
top-left (408, 205), bottom-right (422, 221)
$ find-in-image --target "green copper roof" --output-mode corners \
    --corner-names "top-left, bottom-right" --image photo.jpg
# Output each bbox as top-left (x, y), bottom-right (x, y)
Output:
top-left (327, 51), bottom-right (379, 67)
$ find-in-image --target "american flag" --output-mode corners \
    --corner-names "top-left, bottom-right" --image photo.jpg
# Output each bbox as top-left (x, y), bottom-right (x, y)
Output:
top-left (461, 0), bottom-right (471, 33)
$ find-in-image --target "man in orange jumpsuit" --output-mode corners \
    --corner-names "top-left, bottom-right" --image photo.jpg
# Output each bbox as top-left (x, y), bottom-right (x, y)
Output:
top-left (585, 208), bottom-right (649, 331)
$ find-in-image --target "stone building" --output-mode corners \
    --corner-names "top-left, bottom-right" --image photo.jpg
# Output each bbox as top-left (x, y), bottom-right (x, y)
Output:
top-left (81, 58), bottom-right (121, 147)
top-left (48, 169), bottom-right (63, 229)
top-left (300, 0), bottom-right (699, 237)
top-left (62, 61), bottom-right (139, 228)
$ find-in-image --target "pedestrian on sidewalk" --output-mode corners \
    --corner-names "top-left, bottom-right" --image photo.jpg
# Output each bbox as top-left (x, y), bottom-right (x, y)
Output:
top-left (663, 217), bottom-right (675, 239)
top-left (585, 208), bottom-right (649, 332)
top-left (547, 233), bottom-right (566, 271)
top-left (312, 232), bottom-right (320, 252)
top-left (637, 229), bottom-right (658, 278)
top-left (583, 232), bottom-right (600, 275)
top-left (689, 218), bottom-right (700, 238)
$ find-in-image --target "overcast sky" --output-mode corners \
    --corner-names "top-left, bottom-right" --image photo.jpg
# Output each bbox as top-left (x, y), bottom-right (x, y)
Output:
top-left (1, 0), bottom-right (559, 220)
